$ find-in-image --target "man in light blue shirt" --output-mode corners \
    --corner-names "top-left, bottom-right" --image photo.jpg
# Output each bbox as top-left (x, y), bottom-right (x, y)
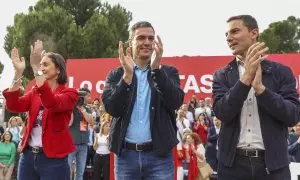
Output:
top-left (102, 21), bottom-right (184, 180)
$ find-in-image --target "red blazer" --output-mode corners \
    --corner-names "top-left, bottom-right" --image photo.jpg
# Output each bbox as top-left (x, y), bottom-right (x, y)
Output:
top-left (193, 123), bottom-right (208, 145)
top-left (3, 82), bottom-right (78, 158)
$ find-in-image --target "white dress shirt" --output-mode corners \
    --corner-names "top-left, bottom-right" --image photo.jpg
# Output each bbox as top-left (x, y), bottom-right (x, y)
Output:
top-left (236, 59), bottom-right (265, 150)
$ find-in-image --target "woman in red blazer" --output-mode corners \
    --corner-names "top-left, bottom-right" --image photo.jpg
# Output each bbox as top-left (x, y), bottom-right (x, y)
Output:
top-left (193, 113), bottom-right (209, 146)
top-left (3, 40), bottom-right (78, 180)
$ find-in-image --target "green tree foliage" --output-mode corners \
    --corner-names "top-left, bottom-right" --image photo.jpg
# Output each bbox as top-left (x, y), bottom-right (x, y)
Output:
top-left (4, 0), bottom-right (132, 79)
top-left (260, 16), bottom-right (300, 53)
top-left (0, 62), bottom-right (3, 75)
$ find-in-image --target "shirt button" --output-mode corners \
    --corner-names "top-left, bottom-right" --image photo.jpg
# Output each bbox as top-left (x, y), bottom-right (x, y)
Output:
top-left (153, 76), bottom-right (156, 80)
top-left (140, 121), bottom-right (143, 123)
top-left (249, 114), bottom-right (252, 117)
top-left (248, 129), bottom-right (251, 132)
top-left (151, 107), bottom-right (155, 110)
top-left (126, 88), bottom-right (130, 91)
top-left (247, 144), bottom-right (250, 147)
top-left (249, 98), bottom-right (252, 101)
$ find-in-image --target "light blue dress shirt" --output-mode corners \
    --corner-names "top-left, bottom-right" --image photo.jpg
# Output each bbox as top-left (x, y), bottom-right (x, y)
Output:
top-left (125, 65), bottom-right (152, 143)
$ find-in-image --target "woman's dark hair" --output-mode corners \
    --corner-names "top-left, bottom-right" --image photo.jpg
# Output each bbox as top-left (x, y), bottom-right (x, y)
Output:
top-left (44, 52), bottom-right (68, 84)
top-left (1, 131), bottom-right (13, 142)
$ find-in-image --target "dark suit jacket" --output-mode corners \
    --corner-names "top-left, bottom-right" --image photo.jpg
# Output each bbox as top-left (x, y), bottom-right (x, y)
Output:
top-left (102, 65), bottom-right (184, 156)
top-left (288, 132), bottom-right (300, 162)
top-left (206, 126), bottom-right (219, 159)
top-left (212, 58), bottom-right (300, 171)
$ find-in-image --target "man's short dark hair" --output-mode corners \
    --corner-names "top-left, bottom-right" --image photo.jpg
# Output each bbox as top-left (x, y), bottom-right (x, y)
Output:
top-left (227, 15), bottom-right (258, 31)
top-left (128, 21), bottom-right (155, 43)
top-left (79, 88), bottom-right (91, 94)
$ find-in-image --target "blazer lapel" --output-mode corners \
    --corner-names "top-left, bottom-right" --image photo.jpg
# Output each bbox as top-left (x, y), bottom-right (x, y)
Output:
top-left (226, 58), bottom-right (240, 88)
top-left (261, 59), bottom-right (275, 91)
top-left (42, 84), bottom-right (66, 131)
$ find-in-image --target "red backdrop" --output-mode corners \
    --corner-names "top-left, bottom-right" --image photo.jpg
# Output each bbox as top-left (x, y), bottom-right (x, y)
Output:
top-left (26, 54), bottom-right (300, 102)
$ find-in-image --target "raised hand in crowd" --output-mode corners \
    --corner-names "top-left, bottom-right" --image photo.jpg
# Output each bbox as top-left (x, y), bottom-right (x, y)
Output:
top-left (30, 40), bottom-right (48, 87)
top-left (118, 41), bottom-right (134, 85)
top-left (150, 35), bottom-right (163, 70)
top-left (30, 40), bottom-right (44, 71)
top-left (9, 48), bottom-right (25, 91)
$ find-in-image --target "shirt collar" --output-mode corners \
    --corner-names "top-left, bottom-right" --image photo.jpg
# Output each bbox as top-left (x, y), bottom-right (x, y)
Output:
top-left (134, 63), bottom-right (150, 71)
top-left (236, 56), bottom-right (245, 67)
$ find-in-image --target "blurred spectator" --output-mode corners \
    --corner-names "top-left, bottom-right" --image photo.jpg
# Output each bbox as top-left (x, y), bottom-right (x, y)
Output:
top-left (187, 96), bottom-right (198, 120)
top-left (0, 126), bottom-right (4, 137)
top-left (195, 99), bottom-right (212, 121)
top-left (176, 129), bottom-right (192, 180)
top-left (206, 116), bottom-right (221, 171)
top-left (68, 88), bottom-right (95, 180)
top-left (86, 123), bottom-right (95, 168)
top-left (204, 97), bottom-right (213, 119)
top-left (99, 103), bottom-right (110, 124)
top-left (288, 121), bottom-right (300, 162)
top-left (93, 121), bottom-right (110, 180)
top-left (181, 104), bottom-right (194, 129)
top-left (92, 98), bottom-right (101, 123)
top-left (6, 116), bottom-right (21, 147)
top-left (176, 109), bottom-right (190, 143)
top-left (193, 113), bottom-right (209, 146)
top-left (0, 131), bottom-right (16, 180)
top-left (184, 133), bottom-right (207, 180)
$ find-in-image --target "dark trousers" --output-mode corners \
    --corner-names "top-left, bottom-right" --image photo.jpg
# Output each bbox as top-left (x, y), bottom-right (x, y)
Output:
top-left (86, 145), bottom-right (95, 166)
top-left (218, 154), bottom-right (291, 180)
top-left (93, 153), bottom-right (110, 180)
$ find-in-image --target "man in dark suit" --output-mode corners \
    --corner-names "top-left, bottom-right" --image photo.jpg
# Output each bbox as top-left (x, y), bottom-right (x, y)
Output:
top-left (288, 121), bottom-right (300, 162)
top-left (102, 21), bottom-right (184, 180)
top-left (206, 116), bottom-right (221, 172)
top-left (212, 15), bottom-right (300, 180)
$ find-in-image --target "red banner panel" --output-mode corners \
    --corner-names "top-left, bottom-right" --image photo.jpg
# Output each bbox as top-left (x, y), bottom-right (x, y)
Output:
top-left (26, 54), bottom-right (300, 102)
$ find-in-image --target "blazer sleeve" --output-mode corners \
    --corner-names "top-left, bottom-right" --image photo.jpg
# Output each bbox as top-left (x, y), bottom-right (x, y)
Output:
top-left (36, 82), bottom-right (79, 112)
top-left (256, 66), bottom-right (300, 127)
top-left (151, 67), bottom-right (184, 110)
top-left (2, 88), bottom-right (32, 113)
top-left (212, 69), bottom-right (251, 123)
top-left (102, 69), bottom-right (132, 117)
top-left (207, 127), bottom-right (218, 142)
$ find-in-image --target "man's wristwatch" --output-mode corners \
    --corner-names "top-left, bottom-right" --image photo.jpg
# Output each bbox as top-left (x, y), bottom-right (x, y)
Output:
top-left (34, 70), bottom-right (43, 77)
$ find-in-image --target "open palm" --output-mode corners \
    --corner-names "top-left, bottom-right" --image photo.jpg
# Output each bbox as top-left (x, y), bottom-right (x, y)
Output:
top-left (30, 40), bottom-right (44, 68)
top-left (11, 48), bottom-right (25, 73)
top-left (118, 41), bottom-right (134, 74)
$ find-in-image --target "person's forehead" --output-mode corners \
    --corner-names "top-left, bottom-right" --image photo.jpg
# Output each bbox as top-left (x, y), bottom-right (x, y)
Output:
top-left (227, 19), bottom-right (245, 30)
top-left (134, 27), bottom-right (155, 37)
top-left (41, 56), bottom-right (53, 63)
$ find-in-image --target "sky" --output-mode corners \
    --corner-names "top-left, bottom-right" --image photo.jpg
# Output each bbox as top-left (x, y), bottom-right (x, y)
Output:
top-left (0, 0), bottom-right (300, 91)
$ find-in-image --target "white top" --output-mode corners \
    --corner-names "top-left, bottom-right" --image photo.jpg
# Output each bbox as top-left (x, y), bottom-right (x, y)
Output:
top-left (28, 107), bottom-right (44, 147)
top-left (236, 61), bottom-right (265, 150)
top-left (185, 111), bottom-right (194, 125)
top-left (194, 107), bottom-right (211, 119)
top-left (176, 118), bottom-right (190, 142)
top-left (95, 134), bottom-right (110, 155)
